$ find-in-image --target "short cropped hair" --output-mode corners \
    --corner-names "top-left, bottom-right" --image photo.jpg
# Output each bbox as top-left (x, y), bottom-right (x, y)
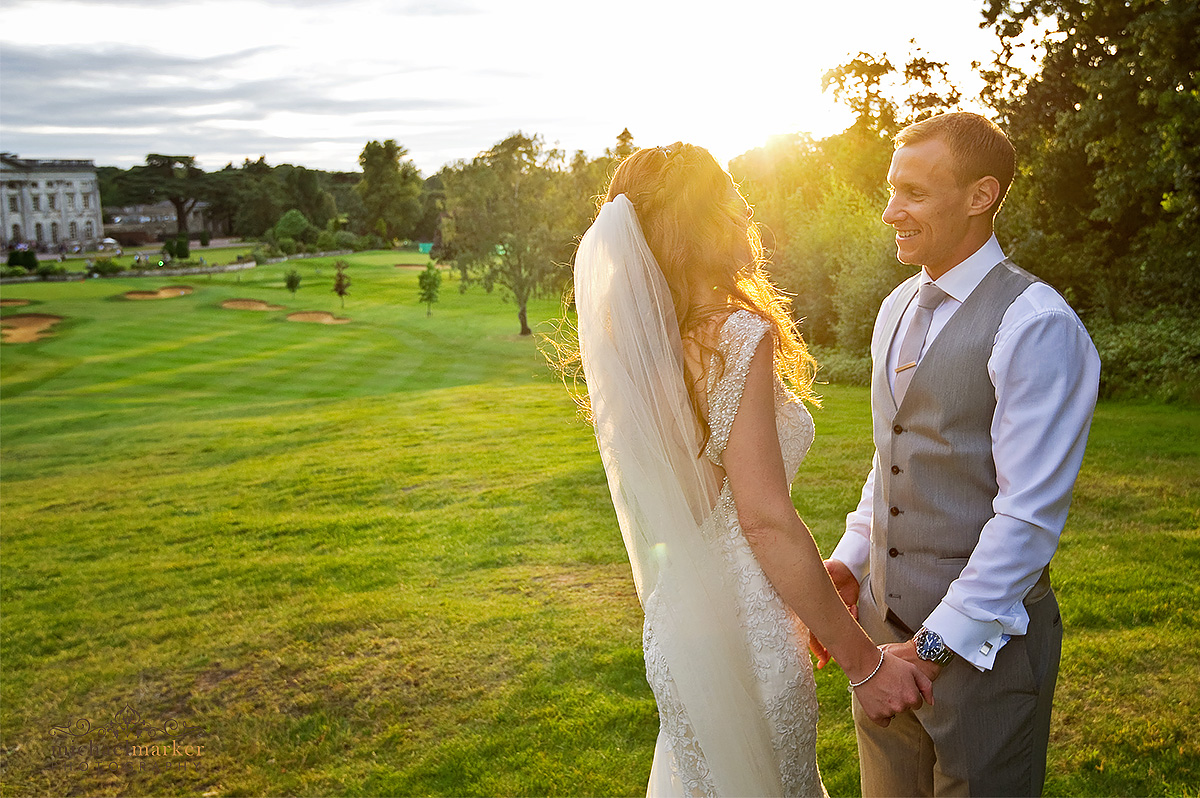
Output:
top-left (894, 112), bottom-right (1016, 217)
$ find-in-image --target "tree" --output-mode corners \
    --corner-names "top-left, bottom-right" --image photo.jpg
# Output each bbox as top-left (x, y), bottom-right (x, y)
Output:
top-left (822, 45), bottom-right (964, 144)
top-left (285, 268), bottom-right (301, 295)
top-left (413, 173), bottom-right (445, 242)
top-left (440, 133), bottom-right (576, 335)
top-left (356, 140), bottom-right (424, 242)
top-left (418, 262), bottom-right (441, 316)
top-left (611, 127), bottom-right (636, 161)
top-left (332, 259), bottom-right (351, 308)
top-left (273, 209), bottom-right (317, 244)
top-left (118, 154), bottom-right (209, 235)
top-left (283, 166), bottom-right (337, 230)
top-left (980, 0), bottom-right (1200, 319)
top-left (234, 176), bottom-right (284, 238)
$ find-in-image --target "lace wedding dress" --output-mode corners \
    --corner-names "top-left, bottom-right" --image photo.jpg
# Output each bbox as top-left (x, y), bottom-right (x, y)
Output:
top-left (574, 195), bottom-right (824, 797)
top-left (642, 310), bottom-right (824, 797)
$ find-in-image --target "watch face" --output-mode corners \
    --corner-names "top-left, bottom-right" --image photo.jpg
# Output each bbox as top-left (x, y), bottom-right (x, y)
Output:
top-left (916, 629), bottom-right (944, 660)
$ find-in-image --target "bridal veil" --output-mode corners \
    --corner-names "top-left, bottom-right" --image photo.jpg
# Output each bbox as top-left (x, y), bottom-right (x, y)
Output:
top-left (574, 194), bottom-right (784, 795)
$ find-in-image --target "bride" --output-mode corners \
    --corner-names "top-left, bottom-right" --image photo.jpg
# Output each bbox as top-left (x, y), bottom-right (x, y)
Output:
top-left (568, 144), bottom-right (932, 796)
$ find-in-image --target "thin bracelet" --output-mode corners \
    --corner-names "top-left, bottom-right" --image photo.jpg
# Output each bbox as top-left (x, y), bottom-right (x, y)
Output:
top-left (847, 650), bottom-right (886, 692)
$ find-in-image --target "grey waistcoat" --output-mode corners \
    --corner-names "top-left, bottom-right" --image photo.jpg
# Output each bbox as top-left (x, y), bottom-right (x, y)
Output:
top-left (869, 259), bottom-right (1039, 631)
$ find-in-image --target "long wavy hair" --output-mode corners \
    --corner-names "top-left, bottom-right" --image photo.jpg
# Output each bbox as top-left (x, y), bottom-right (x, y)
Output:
top-left (546, 143), bottom-right (818, 451)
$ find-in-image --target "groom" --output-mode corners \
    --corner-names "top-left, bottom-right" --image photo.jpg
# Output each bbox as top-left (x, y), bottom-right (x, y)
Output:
top-left (824, 113), bottom-right (1100, 796)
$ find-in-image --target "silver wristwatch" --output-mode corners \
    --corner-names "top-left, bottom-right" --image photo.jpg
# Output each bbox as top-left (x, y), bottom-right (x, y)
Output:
top-left (914, 627), bottom-right (955, 666)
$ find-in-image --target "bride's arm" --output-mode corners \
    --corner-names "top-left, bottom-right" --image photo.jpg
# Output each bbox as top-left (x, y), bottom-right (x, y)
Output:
top-left (723, 336), bottom-right (932, 724)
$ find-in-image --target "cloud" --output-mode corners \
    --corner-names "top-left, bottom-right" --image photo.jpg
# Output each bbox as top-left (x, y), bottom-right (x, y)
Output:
top-left (0, 41), bottom-right (471, 170)
top-left (0, 44), bottom-right (449, 120)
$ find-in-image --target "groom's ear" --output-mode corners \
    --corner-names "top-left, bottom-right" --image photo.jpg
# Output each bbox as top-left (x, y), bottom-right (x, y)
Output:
top-left (967, 176), bottom-right (1001, 218)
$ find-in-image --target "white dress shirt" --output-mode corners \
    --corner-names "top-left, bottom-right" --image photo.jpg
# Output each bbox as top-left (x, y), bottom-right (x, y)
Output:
top-left (831, 235), bottom-right (1101, 670)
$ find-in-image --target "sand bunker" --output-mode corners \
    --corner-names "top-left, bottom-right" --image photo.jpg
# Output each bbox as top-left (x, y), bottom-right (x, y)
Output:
top-left (286, 311), bottom-right (350, 325)
top-left (0, 298), bottom-right (31, 307)
top-left (125, 286), bottom-right (193, 300)
top-left (1, 313), bottom-right (63, 343)
top-left (222, 299), bottom-right (285, 311)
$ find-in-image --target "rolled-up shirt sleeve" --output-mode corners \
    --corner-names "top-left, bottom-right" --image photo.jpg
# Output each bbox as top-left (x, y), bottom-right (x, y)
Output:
top-left (927, 290), bottom-right (1100, 670)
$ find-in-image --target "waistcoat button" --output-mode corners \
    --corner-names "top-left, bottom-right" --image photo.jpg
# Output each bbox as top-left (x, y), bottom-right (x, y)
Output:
top-left (889, 506), bottom-right (900, 516)
top-left (891, 465), bottom-right (901, 475)
top-left (893, 424), bottom-right (904, 435)
top-left (888, 547), bottom-right (899, 557)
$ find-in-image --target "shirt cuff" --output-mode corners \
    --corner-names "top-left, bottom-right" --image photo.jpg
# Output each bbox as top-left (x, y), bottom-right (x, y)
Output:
top-left (831, 533), bottom-right (871, 586)
top-left (925, 602), bottom-right (1009, 672)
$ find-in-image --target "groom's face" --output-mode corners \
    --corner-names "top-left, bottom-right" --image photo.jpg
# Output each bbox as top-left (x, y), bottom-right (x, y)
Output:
top-left (882, 137), bottom-right (977, 279)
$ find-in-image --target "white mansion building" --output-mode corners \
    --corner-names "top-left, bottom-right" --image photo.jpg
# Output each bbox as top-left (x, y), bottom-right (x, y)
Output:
top-left (1, 153), bottom-right (105, 252)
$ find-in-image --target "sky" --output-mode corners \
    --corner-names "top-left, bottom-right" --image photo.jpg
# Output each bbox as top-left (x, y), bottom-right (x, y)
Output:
top-left (0, 0), bottom-right (1011, 176)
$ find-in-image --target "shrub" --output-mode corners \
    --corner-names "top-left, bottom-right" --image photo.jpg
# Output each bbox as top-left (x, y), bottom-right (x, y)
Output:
top-left (199, 230), bottom-right (211, 246)
top-left (35, 263), bottom-right (67, 278)
top-left (2, 265), bottom-right (28, 278)
top-left (176, 235), bottom-right (190, 260)
top-left (6, 250), bottom-right (22, 268)
top-left (276, 237), bottom-right (298, 256)
top-left (809, 346), bottom-right (872, 387)
top-left (273, 209), bottom-right (317, 244)
top-left (92, 258), bottom-right (124, 276)
top-left (315, 230), bottom-right (338, 252)
top-left (1089, 312), bottom-right (1200, 402)
top-left (250, 243), bottom-right (283, 264)
top-left (359, 234), bottom-right (386, 251)
top-left (162, 239), bottom-right (177, 258)
top-left (334, 230), bottom-right (359, 250)
top-left (19, 250), bottom-right (38, 272)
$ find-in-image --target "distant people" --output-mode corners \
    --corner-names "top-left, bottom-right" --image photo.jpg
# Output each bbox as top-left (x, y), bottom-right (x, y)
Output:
top-left (822, 112), bottom-right (1101, 795)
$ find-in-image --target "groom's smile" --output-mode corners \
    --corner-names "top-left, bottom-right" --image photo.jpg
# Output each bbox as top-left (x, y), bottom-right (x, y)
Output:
top-left (882, 137), bottom-right (979, 279)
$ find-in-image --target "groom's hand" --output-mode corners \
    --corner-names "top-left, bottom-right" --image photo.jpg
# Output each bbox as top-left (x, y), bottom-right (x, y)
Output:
top-left (824, 559), bottom-right (861, 616)
top-left (881, 640), bottom-right (943, 683)
top-left (810, 559), bottom-right (862, 668)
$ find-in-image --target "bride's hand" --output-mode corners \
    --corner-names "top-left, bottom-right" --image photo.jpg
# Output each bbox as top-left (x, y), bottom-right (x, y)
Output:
top-left (851, 651), bottom-right (934, 727)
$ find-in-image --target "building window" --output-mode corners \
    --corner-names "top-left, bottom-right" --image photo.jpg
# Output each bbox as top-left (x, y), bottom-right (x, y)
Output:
top-left (7, 196), bottom-right (16, 213)
top-left (82, 194), bottom-right (90, 210)
top-left (11, 224), bottom-right (20, 242)
top-left (69, 221), bottom-right (78, 238)
top-left (51, 222), bottom-right (60, 244)
top-left (32, 195), bottom-right (41, 211)
top-left (35, 223), bottom-right (44, 243)
top-left (67, 194), bottom-right (75, 210)
top-left (49, 194), bottom-right (57, 211)
top-left (85, 221), bottom-right (94, 238)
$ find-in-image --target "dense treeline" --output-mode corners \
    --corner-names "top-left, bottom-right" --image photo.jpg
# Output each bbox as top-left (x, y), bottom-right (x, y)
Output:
top-left (97, 145), bottom-right (439, 254)
top-left (728, 0), bottom-right (1199, 400)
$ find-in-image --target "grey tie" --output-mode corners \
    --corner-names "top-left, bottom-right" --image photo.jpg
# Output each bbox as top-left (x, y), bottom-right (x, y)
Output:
top-left (893, 282), bottom-right (948, 404)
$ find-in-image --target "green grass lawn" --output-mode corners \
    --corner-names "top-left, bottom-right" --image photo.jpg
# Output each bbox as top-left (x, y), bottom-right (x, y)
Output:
top-left (1, 254), bottom-right (1197, 796)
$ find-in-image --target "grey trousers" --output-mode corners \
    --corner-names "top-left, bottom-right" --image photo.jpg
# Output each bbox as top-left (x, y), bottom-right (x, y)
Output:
top-left (851, 579), bottom-right (1061, 797)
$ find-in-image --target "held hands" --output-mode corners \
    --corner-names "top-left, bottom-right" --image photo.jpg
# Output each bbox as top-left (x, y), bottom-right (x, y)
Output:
top-left (851, 650), bottom-right (935, 728)
top-left (809, 559), bottom-right (862, 668)
top-left (808, 559), bottom-right (935, 726)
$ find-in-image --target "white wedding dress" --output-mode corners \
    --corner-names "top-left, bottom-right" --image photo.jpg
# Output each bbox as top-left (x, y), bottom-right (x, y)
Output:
top-left (574, 195), bottom-right (825, 797)
top-left (643, 310), bottom-right (824, 797)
